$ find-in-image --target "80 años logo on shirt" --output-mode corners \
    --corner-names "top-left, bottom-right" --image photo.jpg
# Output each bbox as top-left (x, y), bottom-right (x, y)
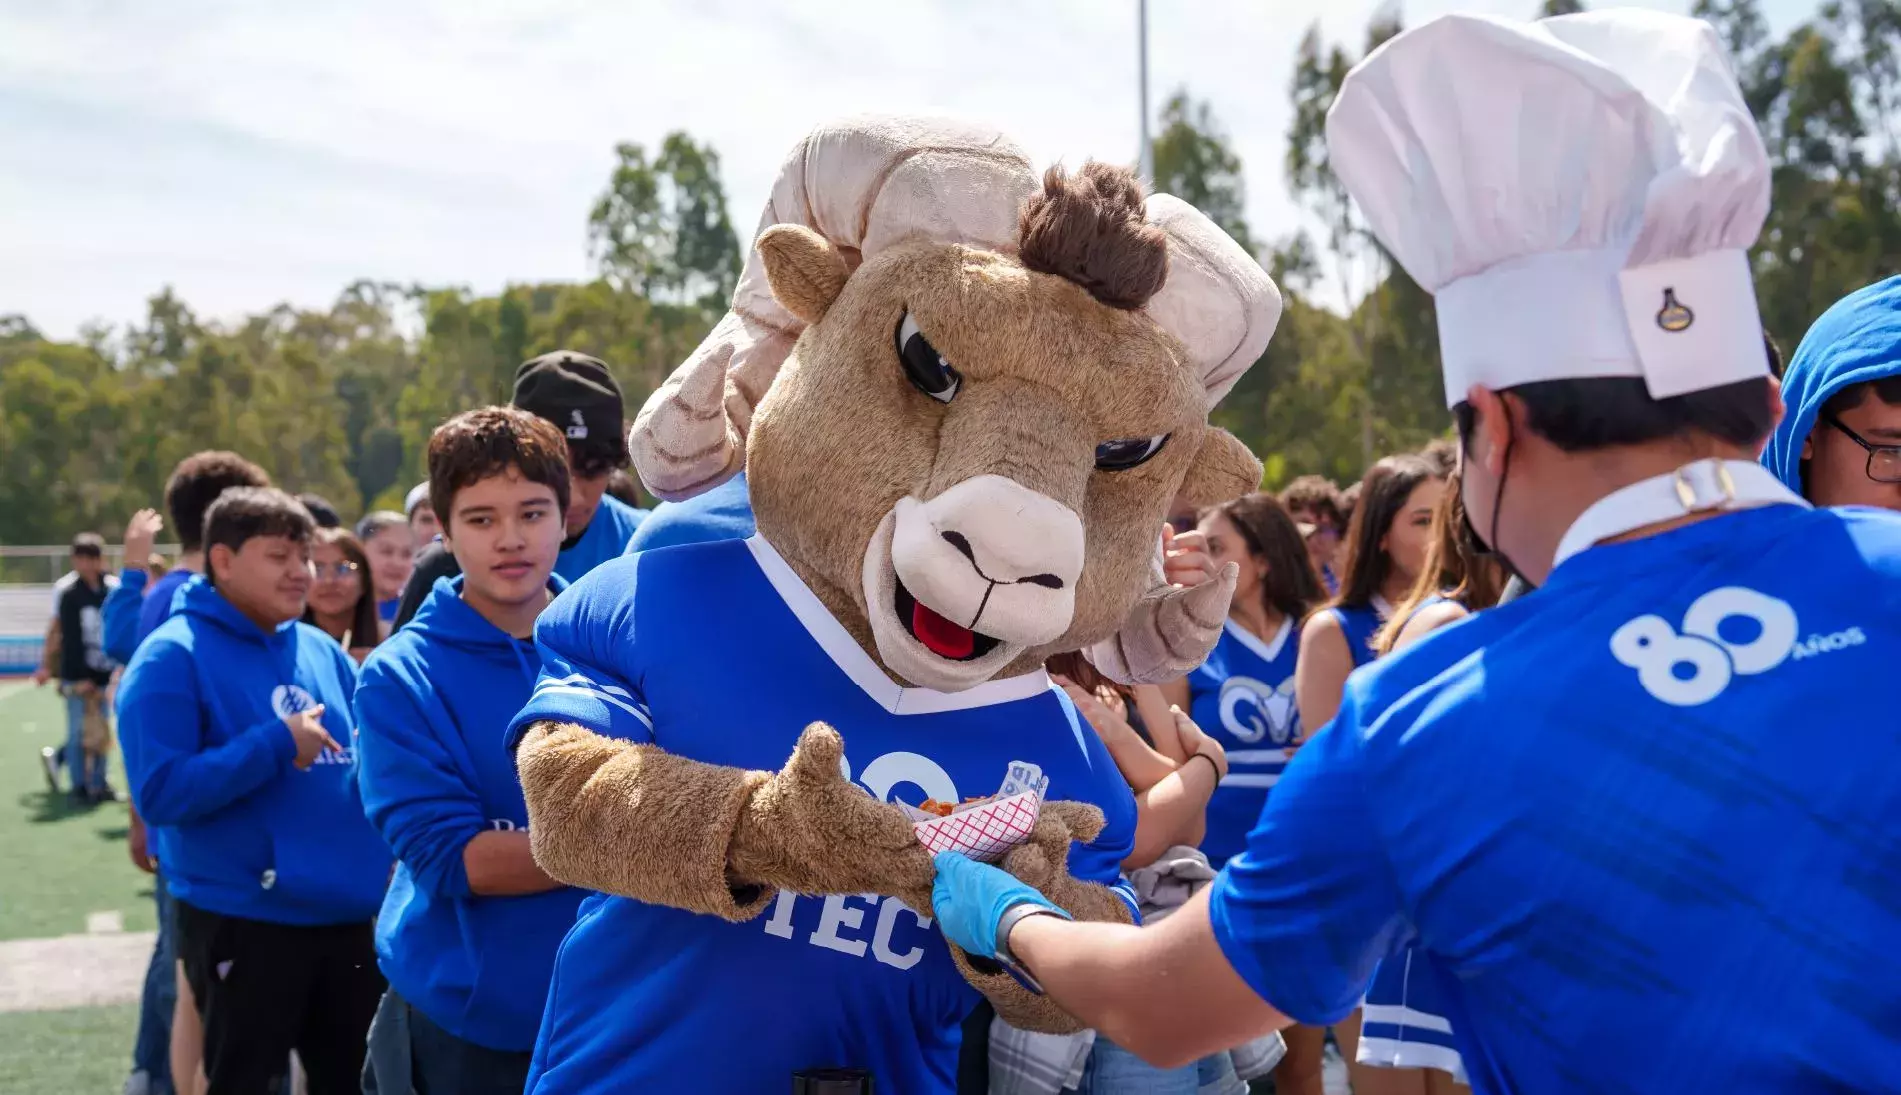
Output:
top-left (1611, 587), bottom-right (1864, 706)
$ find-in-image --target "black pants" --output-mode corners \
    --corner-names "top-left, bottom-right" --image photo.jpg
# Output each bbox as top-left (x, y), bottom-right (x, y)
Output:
top-left (175, 899), bottom-right (385, 1095)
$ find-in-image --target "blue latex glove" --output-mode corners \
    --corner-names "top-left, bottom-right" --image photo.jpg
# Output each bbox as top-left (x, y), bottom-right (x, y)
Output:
top-left (931, 851), bottom-right (1069, 959)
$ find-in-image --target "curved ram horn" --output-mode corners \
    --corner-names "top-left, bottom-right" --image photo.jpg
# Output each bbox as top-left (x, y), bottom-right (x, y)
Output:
top-left (1084, 195), bottom-right (1280, 680)
top-left (630, 115), bottom-right (1038, 501)
top-left (1140, 194), bottom-right (1283, 409)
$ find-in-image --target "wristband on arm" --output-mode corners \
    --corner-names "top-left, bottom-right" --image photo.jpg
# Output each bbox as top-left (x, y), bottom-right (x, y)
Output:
top-left (995, 901), bottom-right (1067, 994)
top-left (1186, 749), bottom-right (1225, 782)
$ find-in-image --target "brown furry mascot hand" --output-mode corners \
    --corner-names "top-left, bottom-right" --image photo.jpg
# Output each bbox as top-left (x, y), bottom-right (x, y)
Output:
top-left (947, 800), bottom-right (1135, 1034)
top-left (517, 720), bottom-right (933, 923)
top-left (728, 723), bottom-right (937, 902)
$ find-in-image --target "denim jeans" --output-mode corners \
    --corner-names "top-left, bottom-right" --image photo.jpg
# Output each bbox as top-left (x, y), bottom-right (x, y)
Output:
top-left (64, 691), bottom-right (107, 794)
top-left (130, 872), bottom-right (177, 1093)
top-left (1073, 1041), bottom-right (1244, 1095)
top-left (1073, 1039), bottom-right (1198, 1095)
top-left (363, 989), bottom-right (533, 1095)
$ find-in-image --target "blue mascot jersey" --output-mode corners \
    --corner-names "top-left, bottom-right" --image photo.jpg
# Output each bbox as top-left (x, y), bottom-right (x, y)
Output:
top-left (1210, 502), bottom-right (1901, 1093)
top-left (507, 536), bottom-right (1137, 1095)
top-left (1185, 618), bottom-right (1300, 868)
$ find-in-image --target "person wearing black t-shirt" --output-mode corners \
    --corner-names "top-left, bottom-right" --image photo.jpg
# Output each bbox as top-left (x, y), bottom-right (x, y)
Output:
top-left (55, 533), bottom-right (117, 803)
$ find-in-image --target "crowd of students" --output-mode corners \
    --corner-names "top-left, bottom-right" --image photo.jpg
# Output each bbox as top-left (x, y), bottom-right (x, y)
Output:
top-left (32, 351), bottom-right (652, 1095)
top-left (26, 279), bottom-right (1901, 1095)
top-left (36, 253), bottom-right (1893, 1094)
top-left (19, 10), bottom-right (1901, 1094)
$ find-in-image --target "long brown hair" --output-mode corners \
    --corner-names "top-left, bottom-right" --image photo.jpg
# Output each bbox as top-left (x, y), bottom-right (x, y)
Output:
top-left (302, 528), bottom-right (381, 652)
top-left (1328, 453), bottom-right (1441, 612)
top-left (1373, 469), bottom-right (1505, 655)
top-left (1204, 492), bottom-right (1327, 622)
top-left (1046, 651), bottom-right (1126, 701)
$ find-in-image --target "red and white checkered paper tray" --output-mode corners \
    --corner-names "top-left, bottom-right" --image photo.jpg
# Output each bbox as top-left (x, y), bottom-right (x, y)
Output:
top-left (901, 762), bottom-right (1048, 864)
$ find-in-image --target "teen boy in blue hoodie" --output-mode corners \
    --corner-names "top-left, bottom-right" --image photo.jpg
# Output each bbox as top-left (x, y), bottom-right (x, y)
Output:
top-left (119, 487), bottom-right (393, 1095)
top-left (1762, 276), bottom-right (1901, 511)
top-left (104, 451), bottom-right (273, 1095)
top-left (355, 407), bottom-right (585, 1094)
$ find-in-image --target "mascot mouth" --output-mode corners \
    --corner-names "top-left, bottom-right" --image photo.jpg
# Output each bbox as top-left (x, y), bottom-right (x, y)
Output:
top-left (894, 578), bottom-right (1002, 662)
top-left (863, 507), bottom-right (1024, 691)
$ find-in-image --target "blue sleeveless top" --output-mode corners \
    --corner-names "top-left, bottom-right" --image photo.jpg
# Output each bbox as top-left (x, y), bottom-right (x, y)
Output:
top-left (1325, 601), bottom-right (1388, 669)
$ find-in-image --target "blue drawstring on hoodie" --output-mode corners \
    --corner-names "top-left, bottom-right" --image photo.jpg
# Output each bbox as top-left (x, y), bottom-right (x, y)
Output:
top-left (1762, 276), bottom-right (1901, 495)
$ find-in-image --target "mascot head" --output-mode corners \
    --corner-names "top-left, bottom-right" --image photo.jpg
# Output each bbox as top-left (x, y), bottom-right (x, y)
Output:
top-left (632, 117), bottom-right (1280, 692)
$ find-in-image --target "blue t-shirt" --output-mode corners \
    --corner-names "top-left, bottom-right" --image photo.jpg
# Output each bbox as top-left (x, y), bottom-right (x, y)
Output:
top-left (1209, 503), bottom-right (1901, 1093)
top-left (1185, 618), bottom-right (1301, 868)
top-left (555, 494), bottom-right (646, 582)
top-left (506, 536), bottom-right (1137, 1094)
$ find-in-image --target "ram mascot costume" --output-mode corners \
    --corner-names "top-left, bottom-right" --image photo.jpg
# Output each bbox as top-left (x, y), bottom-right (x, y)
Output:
top-left (505, 116), bottom-right (1281, 1093)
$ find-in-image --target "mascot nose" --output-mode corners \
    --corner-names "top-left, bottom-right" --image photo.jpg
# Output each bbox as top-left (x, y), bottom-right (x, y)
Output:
top-left (890, 474), bottom-right (1084, 647)
top-left (939, 531), bottom-right (1066, 590)
top-left (924, 476), bottom-right (1084, 590)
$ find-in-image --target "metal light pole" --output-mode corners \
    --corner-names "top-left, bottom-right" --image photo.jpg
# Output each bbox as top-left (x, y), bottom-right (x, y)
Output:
top-left (1137, 0), bottom-right (1153, 183)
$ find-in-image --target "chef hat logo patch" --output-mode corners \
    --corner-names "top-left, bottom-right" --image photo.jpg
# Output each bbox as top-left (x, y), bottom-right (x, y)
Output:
top-left (1656, 288), bottom-right (1695, 333)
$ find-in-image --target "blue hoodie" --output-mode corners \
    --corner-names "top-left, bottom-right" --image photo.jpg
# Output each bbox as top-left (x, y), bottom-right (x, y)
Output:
top-left (101, 567), bottom-right (147, 665)
top-left (1763, 276), bottom-right (1901, 495)
top-left (556, 493), bottom-right (646, 580)
top-left (355, 575), bottom-right (585, 1053)
top-left (104, 566), bottom-right (196, 665)
top-left (623, 472), bottom-right (755, 554)
top-left (118, 577), bottom-right (392, 925)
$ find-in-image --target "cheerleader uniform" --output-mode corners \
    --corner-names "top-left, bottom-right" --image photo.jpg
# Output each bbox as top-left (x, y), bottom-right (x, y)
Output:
top-left (1185, 618), bottom-right (1301, 868)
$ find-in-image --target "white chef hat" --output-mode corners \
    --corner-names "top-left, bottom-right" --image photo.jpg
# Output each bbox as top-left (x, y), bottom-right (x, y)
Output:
top-left (1326, 10), bottom-right (1771, 409)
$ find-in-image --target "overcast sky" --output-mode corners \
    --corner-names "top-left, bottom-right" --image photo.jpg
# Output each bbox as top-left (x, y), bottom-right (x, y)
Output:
top-left (1, 0), bottom-right (1813, 339)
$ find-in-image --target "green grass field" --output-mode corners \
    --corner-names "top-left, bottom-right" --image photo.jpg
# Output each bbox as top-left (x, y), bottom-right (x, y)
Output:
top-left (0, 1004), bottom-right (141, 1095)
top-left (0, 680), bottom-right (150, 1092)
top-left (0, 681), bottom-right (156, 941)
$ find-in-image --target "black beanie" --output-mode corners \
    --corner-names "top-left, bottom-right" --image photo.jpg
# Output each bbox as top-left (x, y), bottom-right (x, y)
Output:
top-left (512, 351), bottom-right (624, 444)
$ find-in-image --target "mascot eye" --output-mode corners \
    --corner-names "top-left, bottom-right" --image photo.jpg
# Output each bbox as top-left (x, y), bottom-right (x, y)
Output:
top-left (1094, 435), bottom-right (1171, 471)
top-left (895, 312), bottom-right (961, 403)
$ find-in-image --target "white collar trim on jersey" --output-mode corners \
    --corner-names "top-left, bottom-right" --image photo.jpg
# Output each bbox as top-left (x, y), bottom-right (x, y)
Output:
top-left (1552, 459), bottom-right (1808, 570)
top-left (744, 534), bottom-right (1055, 716)
top-left (1223, 615), bottom-right (1293, 664)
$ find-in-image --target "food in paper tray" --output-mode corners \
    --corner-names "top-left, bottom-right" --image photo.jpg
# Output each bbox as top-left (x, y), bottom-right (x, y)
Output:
top-left (914, 797), bottom-right (989, 818)
top-left (901, 762), bottom-right (1050, 863)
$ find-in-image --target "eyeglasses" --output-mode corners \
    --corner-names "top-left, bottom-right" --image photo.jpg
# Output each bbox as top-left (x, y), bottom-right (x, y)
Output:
top-left (1823, 413), bottom-right (1901, 483)
top-left (311, 561), bottom-right (361, 581)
